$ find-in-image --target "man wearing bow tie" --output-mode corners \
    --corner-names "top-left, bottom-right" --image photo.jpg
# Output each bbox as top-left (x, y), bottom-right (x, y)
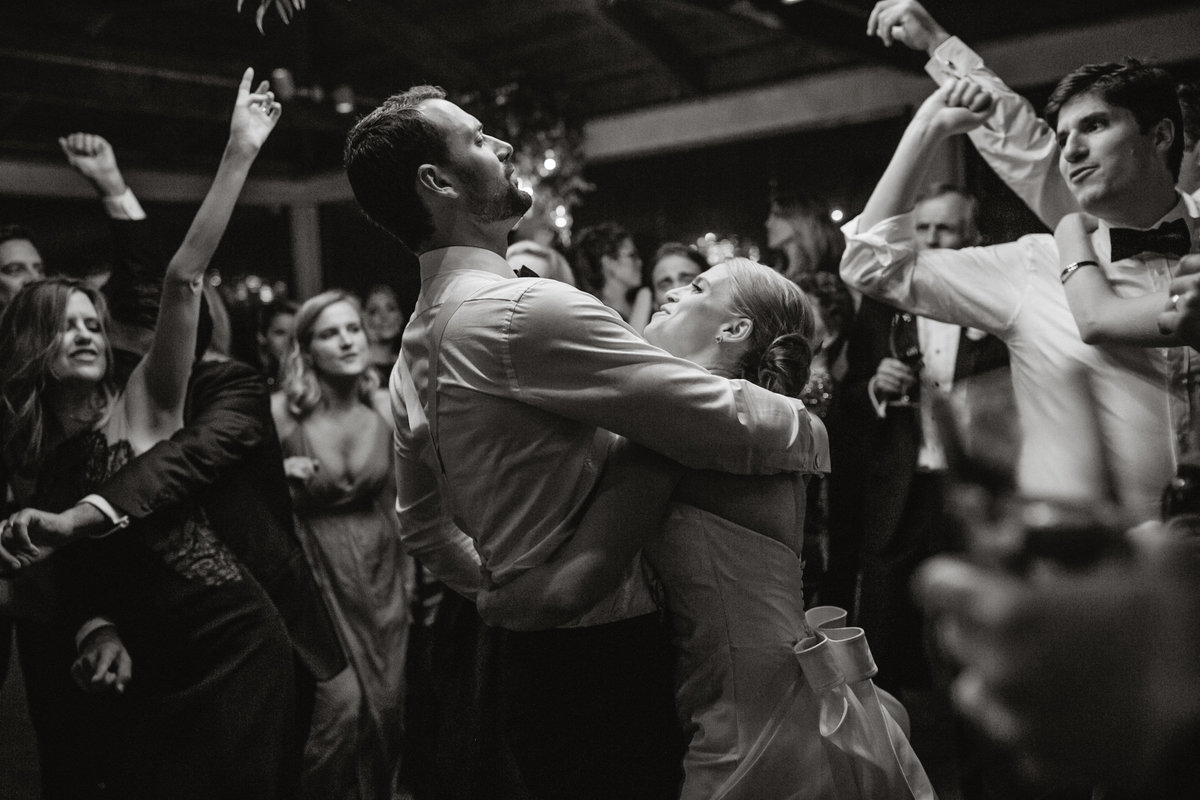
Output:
top-left (841, 59), bottom-right (1193, 522)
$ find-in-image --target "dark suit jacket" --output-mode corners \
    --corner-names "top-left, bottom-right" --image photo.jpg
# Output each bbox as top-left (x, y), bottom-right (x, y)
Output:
top-left (96, 356), bottom-right (346, 682)
top-left (829, 297), bottom-right (1010, 559)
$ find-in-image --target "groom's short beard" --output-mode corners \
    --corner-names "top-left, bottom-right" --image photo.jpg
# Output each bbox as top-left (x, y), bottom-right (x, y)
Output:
top-left (464, 175), bottom-right (533, 224)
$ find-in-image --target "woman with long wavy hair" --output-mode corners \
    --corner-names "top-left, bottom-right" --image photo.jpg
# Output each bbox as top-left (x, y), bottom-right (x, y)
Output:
top-left (0, 70), bottom-right (293, 799)
top-left (271, 289), bottom-right (410, 800)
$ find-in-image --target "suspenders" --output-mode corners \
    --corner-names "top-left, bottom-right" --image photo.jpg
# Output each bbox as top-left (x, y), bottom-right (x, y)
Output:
top-left (422, 294), bottom-right (470, 478)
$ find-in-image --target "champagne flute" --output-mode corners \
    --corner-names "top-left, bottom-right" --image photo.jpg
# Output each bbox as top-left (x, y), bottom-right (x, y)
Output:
top-left (888, 312), bottom-right (923, 407)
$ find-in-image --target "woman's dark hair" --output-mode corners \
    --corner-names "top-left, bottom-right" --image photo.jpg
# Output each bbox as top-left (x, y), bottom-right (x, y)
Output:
top-left (768, 189), bottom-right (845, 280)
top-left (570, 222), bottom-right (630, 295)
top-left (1045, 59), bottom-right (1184, 179)
top-left (362, 284), bottom-right (405, 348)
top-left (0, 224), bottom-right (37, 250)
top-left (258, 298), bottom-right (299, 337)
top-left (724, 258), bottom-right (817, 398)
top-left (1180, 80), bottom-right (1200, 148)
top-left (0, 278), bottom-right (114, 472)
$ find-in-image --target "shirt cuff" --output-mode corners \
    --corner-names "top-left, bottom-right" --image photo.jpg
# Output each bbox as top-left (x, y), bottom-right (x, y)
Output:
top-left (845, 211), bottom-right (914, 247)
top-left (101, 188), bottom-right (147, 221)
top-left (924, 36), bottom-right (983, 84)
top-left (79, 495), bottom-right (131, 538)
top-left (75, 618), bottom-right (117, 651)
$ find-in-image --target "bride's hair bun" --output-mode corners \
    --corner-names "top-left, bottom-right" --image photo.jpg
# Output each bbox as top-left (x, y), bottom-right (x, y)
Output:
top-left (753, 332), bottom-right (814, 398)
top-left (722, 258), bottom-right (818, 398)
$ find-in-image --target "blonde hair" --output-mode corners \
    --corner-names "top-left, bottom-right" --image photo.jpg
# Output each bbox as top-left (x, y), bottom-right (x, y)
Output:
top-left (723, 257), bottom-right (818, 398)
top-left (281, 290), bottom-right (379, 418)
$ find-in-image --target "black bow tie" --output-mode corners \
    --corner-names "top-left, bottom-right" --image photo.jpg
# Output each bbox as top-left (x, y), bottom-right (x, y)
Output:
top-left (1108, 218), bottom-right (1191, 262)
top-left (513, 265), bottom-right (538, 278)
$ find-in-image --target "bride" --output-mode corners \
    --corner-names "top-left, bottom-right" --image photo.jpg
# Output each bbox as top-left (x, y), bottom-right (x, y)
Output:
top-left (479, 257), bottom-right (841, 798)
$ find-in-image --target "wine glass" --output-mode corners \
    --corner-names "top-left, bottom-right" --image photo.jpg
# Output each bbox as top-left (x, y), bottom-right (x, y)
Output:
top-left (888, 312), bottom-right (923, 407)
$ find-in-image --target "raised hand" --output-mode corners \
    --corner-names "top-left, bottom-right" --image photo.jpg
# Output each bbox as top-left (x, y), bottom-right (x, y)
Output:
top-left (867, 0), bottom-right (950, 53)
top-left (916, 78), bottom-right (993, 138)
top-left (228, 68), bottom-right (282, 155)
top-left (58, 132), bottom-right (128, 196)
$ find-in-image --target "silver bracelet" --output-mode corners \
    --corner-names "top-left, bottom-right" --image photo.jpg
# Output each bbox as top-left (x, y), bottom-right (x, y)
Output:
top-left (1060, 259), bottom-right (1100, 284)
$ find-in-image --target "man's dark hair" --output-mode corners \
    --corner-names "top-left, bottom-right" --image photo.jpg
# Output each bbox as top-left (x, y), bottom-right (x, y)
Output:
top-left (1178, 79), bottom-right (1200, 148)
top-left (652, 242), bottom-right (708, 273)
top-left (0, 224), bottom-right (36, 249)
top-left (1044, 60), bottom-right (1184, 179)
top-left (570, 222), bottom-right (631, 295)
top-left (344, 85), bottom-right (449, 254)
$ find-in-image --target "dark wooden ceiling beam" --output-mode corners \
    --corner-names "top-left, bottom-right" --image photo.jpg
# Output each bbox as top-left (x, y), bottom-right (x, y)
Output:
top-left (325, 0), bottom-right (492, 90)
top-left (718, 0), bottom-right (927, 72)
top-left (599, 0), bottom-right (706, 98)
top-left (0, 67), bottom-right (351, 136)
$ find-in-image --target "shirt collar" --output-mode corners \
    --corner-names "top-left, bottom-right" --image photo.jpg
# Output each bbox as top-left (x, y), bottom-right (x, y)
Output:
top-left (418, 245), bottom-right (512, 284)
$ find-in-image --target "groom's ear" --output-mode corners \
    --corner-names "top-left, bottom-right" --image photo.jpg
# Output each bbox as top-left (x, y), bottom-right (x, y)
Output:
top-left (722, 317), bottom-right (753, 343)
top-left (417, 163), bottom-right (457, 199)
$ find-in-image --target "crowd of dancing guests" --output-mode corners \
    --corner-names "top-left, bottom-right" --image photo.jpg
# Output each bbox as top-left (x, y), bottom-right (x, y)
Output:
top-left (6, 1), bottom-right (1200, 798)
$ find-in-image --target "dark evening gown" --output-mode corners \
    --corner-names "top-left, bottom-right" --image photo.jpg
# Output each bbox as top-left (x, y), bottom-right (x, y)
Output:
top-left (36, 406), bottom-right (295, 800)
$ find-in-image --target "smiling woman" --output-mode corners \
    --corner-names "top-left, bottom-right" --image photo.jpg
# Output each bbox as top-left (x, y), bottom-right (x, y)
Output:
top-left (0, 68), bottom-right (295, 799)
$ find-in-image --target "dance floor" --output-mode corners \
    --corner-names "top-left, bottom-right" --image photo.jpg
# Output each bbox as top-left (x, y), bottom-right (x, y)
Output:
top-left (0, 631), bottom-right (40, 800)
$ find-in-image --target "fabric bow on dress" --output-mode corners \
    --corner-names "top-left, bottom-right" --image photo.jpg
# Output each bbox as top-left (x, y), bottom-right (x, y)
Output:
top-left (794, 606), bottom-right (937, 800)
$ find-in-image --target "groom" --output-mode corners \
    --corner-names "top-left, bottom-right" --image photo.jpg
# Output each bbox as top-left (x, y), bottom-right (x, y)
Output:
top-left (344, 87), bottom-right (820, 799)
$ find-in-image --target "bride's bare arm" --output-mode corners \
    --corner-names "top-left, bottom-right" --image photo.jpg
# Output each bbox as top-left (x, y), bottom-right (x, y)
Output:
top-left (1056, 212), bottom-right (1179, 346)
top-left (476, 439), bottom-right (683, 631)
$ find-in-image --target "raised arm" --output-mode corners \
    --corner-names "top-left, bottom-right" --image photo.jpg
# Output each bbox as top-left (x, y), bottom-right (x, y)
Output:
top-left (59, 133), bottom-right (140, 213)
top-left (1055, 213), bottom-right (1177, 345)
top-left (869, 0), bottom-right (1079, 229)
top-left (867, 0), bottom-right (949, 53)
top-left (61, 133), bottom-right (171, 327)
top-left (841, 81), bottom-right (1030, 332)
top-left (504, 282), bottom-right (820, 476)
top-left (124, 69), bottom-right (279, 447)
top-left (860, 79), bottom-right (992, 231)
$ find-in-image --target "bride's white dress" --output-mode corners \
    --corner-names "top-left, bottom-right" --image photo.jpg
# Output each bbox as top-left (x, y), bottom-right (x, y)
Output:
top-left (646, 504), bottom-right (838, 800)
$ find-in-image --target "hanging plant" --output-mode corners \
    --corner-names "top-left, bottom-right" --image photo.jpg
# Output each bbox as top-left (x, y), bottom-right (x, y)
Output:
top-left (238, 0), bottom-right (317, 34)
